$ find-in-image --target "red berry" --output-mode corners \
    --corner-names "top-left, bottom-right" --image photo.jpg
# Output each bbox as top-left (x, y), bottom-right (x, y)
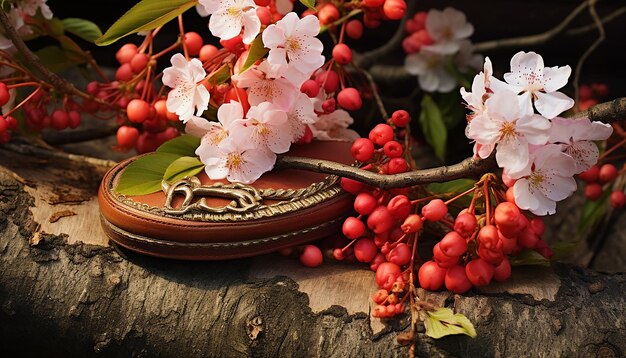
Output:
top-left (529, 217), bottom-right (545, 236)
top-left (369, 252), bottom-right (387, 271)
top-left (299, 245), bottom-right (323, 267)
top-left (465, 259), bottom-right (494, 287)
top-left (317, 3), bottom-right (340, 25)
top-left (445, 265), bottom-right (472, 294)
top-left (315, 70), bottom-right (339, 93)
top-left (0, 83), bottom-right (10, 106)
top-left (432, 243), bottom-right (458, 268)
top-left (256, 6), bottom-right (272, 25)
top-left (610, 191), bottom-right (626, 208)
top-left (321, 99), bottom-right (336, 113)
top-left (115, 63), bottom-right (134, 82)
top-left (383, 0), bottom-right (407, 20)
top-left (368, 123), bottom-right (394, 146)
top-left (183, 32), bottom-right (203, 56)
top-left (332, 43), bottom-right (353, 65)
top-left (440, 231), bottom-right (467, 257)
top-left (351, 138), bottom-right (375, 162)
top-left (363, 0), bottom-right (384, 7)
top-left (421, 199), bottom-right (448, 222)
top-left (340, 177), bottom-right (365, 194)
top-left (591, 83), bottom-right (609, 97)
top-left (372, 305), bottom-right (388, 318)
top-left (598, 164), bottom-right (618, 184)
top-left (346, 20), bottom-right (363, 39)
top-left (383, 141), bottom-right (403, 158)
top-left (478, 225), bottom-right (501, 250)
top-left (51, 110), bottom-right (69, 130)
top-left (579, 85), bottom-right (592, 101)
top-left (127, 99), bottom-right (151, 123)
top-left (578, 165), bottom-right (600, 183)
top-left (354, 192), bottom-right (378, 215)
top-left (517, 227), bottom-right (539, 249)
top-left (493, 258), bottom-right (511, 282)
top-left (300, 79), bottom-right (320, 98)
top-left (454, 213), bottom-right (477, 238)
top-left (387, 195), bottom-right (411, 221)
top-left (116, 126), bottom-right (139, 148)
top-left (333, 248), bottom-right (345, 261)
top-left (354, 238), bottom-right (378, 263)
top-left (220, 35), bottom-right (244, 52)
top-left (375, 262), bottom-right (401, 290)
top-left (387, 158), bottom-right (408, 174)
top-left (505, 186), bottom-right (516, 204)
top-left (0, 116), bottom-right (6, 133)
top-left (367, 206), bottom-right (395, 234)
top-left (584, 183), bottom-right (603, 201)
top-left (390, 110), bottom-right (410, 127)
top-left (386, 243), bottom-right (410, 266)
top-left (494, 202), bottom-right (523, 238)
top-left (499, 231), bottom-right (518, 255)
top-left (130, 53), bottom-right (150, 74)
top-left (68, 111), bottom-right (81, 129)
top-left (342, 216), bottom-right (366, 239)
top-left (372, 289), bottom-right (389, 304)
top-left (418, 260), bottom-right (447, 291)
top-left (116, 43), bottom-right (138, 64)
top-left (199, 44), bottom-right (219, 62)
top-left (401, 214), bottom-right (423, 233)
top-left (4, 115), bottom-right (17, 130)
top-left (337, 87), bottom-right (362, 111)
top-left (478, 245), bottom-right (504, 265)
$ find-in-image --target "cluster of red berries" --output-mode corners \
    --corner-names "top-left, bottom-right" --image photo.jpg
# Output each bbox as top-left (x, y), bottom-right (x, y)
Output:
top-left (0, 83), bottom-right (17, 143)
top-left (579, 163), bottom-right (625, 208)
top-left (312, 0), bottom-right (407, 29)
top-left (578, 83), bottom-right (609, 111)
top-left (22, 90), bottom-right (82, 132)
top-left (403, 12), bottom-right (433, 54)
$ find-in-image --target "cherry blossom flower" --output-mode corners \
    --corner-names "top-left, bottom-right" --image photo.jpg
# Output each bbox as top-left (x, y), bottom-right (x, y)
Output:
top-left (262, 13), bottom-right (325, 78)
top-left (20, 0), bottom-right (53, 20)
top-left (404, 49), bottom-right (456, 93)
top-left (162, 53), bottom-right (210, 123)
top-left (548, 117), bottom-right (613, 173)
top-left (285, 93), bottom-right (317, 141)
top-left (454, 40), bottom-right (483, 73)
top-left (423, 7), bottom-right (474, 55)
top-left (198, 0), bottom-right (261, 44)
top-left (311, 110), bottom-right (360, 141)
top-left (186, 101), bottom-right (243, 145)
top-left (513, 144), bottom-right (578, 216)
top-left (196, 135), bottom-right (276, 184)
top-left (229, 102), bottom-right (293, 154)
top-left (232, 60), bottom-right (297, 109)
top-left (502, 51), bottom-right (574, 119)
top-left (460, 57), bottom-right (494, 116)
top-left (466, 89), bottom-right (551, 176)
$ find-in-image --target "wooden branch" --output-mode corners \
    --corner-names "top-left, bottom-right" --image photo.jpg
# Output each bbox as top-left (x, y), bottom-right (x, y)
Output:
top-left (0, 8), bottom-right (81, 97)
top-left (277, 97), bottom-right (626, 188)
top-left (473, 0), bottom-right (590, 52)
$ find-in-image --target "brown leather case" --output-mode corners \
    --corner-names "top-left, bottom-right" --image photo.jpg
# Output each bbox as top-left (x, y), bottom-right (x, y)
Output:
top-left (98, 141), bottom-right (355, 260)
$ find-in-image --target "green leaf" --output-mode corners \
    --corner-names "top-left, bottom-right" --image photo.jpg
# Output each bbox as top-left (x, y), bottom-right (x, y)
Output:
top-left (578, 187), bottom-right (610, 232)
top-left (299, 0), bottom-right (316, 11)
top-left (115, 152), bottom-right (180, 195)
top-left (424, 308), bottom-right (476, 339)
top-left (208, 65), bottom-right (231, 85)
top-left (61, 18), bottom-right (103, 43)
top-left (509, 249), bottom-right (550, 267)
top-left (436, 91), bottom-right (465, 129)
top-left (156, 134), bottom-right (201, 156)
top-left (419, 95), bottom-right (447, 160)
top-left (163, 156), bottom-right (204, 183)
top-left (96, 0), bottom-right (197, 46)
top-left (240, 35), bottom-right (268, 74)
top-left (34, 46), bottom-right (74, 73)
top-left (426, 179), bottom-right (476, 196)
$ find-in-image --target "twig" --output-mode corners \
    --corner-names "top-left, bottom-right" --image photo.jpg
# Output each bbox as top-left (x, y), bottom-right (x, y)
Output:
top-left (573, 0), bottom-right (605, 103)
top-left (473, 0), bottom-right (590, 52)
top-left (0, 142), bottom-right (116, 168)
top-left (566, 6), bottom-right (626, 36)
top-left (353, 64), bottom-right (389, 120)
top-left (354, 0), bottom-right (417, 69)
top-left (277, 98), bottom-right (626, 188)
top-left (0, 8), bottom-right (80, 98)
top-left (42, 124), bottom-right (118, 145)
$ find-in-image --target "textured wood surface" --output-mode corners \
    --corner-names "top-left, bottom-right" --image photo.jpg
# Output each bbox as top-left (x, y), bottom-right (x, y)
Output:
top-left (1, 144), bottom-right (626, 357)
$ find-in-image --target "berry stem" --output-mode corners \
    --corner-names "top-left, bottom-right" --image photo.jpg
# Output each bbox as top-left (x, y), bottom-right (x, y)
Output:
top-left (3, 86), bottom-right (42, 117)
top-left (598, 136), bottom-right (626, 162)
top-left (178, 15), bottom-right (189, 60)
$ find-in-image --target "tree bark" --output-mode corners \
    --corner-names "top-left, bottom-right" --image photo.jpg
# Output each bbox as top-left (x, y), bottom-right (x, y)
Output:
top-left (0, 145), bottom-right (625, 357)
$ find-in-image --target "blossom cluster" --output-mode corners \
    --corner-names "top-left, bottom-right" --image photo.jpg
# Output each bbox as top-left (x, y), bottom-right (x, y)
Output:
top-left (162, 8), bottom-right (358, 184)
top-left (403, 7), bottom-right (482, 93)
top-left (463, 51), bottom-right (613, 215)
top-left (0, 0), bottom-right (53, 51)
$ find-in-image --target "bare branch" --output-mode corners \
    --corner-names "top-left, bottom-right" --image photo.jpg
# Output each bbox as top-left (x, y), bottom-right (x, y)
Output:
top-left (473, 0), bottom-right (590, 52)
top-left (573, 0), bottom-right (605, 103)
top-left (573, 97), bottom-right (626, 123)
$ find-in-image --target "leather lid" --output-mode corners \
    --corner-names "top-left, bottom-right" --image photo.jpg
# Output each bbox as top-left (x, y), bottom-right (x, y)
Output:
top-left (98, 141), bottom-right (356, 260)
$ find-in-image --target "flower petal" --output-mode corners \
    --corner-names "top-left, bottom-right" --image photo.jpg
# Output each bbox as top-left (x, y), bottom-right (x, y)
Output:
top-left (534, 91), bottom-right (574, 119)
top-left (542, 65), bottom-right (571, 92)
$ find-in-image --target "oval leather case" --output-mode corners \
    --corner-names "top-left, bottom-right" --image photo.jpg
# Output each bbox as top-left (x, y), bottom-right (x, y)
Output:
top-left (98, 141), bottom-right (355, 260)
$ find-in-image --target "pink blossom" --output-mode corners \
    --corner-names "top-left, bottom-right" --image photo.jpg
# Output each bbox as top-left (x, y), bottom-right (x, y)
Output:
top-left (232, 60), bottom-right (297, 109)
top-left (162, 54), bottom-right (210, 123)
top-left (229, 102), bottom-right (293, 154)
top-left (262, 13), bottom-right (324, 79)
top-left (513, 144), bottom-right (577, 216)
top-left (423, 7), bottom-right (474, 55)
top-left (311, 110), bottom-right (360, 141)
top-left (198, 0), bottom-right (261, 44)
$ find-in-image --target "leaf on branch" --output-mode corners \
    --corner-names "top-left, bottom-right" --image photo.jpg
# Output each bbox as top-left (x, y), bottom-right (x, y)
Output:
top-left (419, 94), bottom-right (447, 161)
top-left (156, 134), bottom-right (201, 157)
top-left (299, 0), bottom-right (316, 11)
top-left (240, 35), bottom-right (268, 74)
top-left (96, 0), bottom-right (197, 46)
top-left (61, 18), bottom-right (103, 43)
top-left (115, 152), bottom-right (180, 195)
top-left (426, 179), bottom-right (476, 196)
top-left (208, 65), bottom-right (231, 85)
top-left (163, 156), bottom-right (204, 183)
top-left (509, 249), bottom-right (550, 267)
top-left (424, 307), bottom-right (477, 339)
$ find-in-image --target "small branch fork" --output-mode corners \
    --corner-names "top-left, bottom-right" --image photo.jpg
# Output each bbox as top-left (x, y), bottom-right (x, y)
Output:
top-left (276, 98), bottom-right (626, 189)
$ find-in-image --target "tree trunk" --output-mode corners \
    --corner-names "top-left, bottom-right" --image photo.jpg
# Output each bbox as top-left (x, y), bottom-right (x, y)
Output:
top-left (1, 144), bottom-right (625, 358)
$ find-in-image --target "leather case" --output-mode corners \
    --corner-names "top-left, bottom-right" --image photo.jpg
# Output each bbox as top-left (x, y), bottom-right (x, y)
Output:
top-left (98, 141), bottom-right (355, 260)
